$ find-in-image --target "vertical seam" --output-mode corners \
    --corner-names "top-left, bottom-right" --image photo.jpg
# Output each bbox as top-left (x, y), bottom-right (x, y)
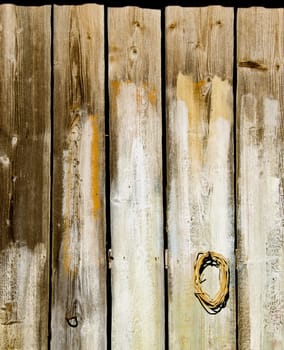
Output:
top-left (233, 6), bottom-right (239, 350)
top-left (48, 4), bottom-right (54, 350)
top-left (104, 5), bottom-right (112, 350)
top-left (161, 6), bottom-right (169, 350)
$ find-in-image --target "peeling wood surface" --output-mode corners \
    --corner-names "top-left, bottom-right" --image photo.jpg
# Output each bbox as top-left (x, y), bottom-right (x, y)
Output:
top-left (237, 8), bottom-right (284, 350)
top-left (166, 7), bottom-right (236, 349)
top-left (0, 5), bottom-right (51, 349)
top-left (108, 7), bottom-right (164, 349)
top-left (51, 5), bottom-right (106, 349)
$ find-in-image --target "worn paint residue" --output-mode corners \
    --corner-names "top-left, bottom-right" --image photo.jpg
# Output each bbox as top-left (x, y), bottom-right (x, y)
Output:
top-left (239, 94), bottom-right (284, 349)
top-left (176, 73), bottom-right (232, 171)
top-left (112, 80), bottom-right (157, 108)
top-left (62, 114), bottom-right (81, 274)
top-left (62, 113), bottom-right (101, 274)
top-left (0, 242), bottom-right (47, 349)
top-left (111, 81), bottom-right (164, 349)
top-left (168, 72), bottom-right (234, 349)
top-left (111, 80), bottom-right (121, 99)
top-left (147, 88), bottom-right (157, 105)
top-left (176, 73), bottom-right (204, 172)
top-left (177, 73), bottom-right (232, 123)
top-left (54, 116), bottom-right (105, 347)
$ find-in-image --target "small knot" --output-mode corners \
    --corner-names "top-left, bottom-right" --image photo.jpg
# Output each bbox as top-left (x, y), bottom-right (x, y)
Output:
top-left (65, 299), bottom-right (82, 328)
top-left (66, 315), bottom-right (78, 328)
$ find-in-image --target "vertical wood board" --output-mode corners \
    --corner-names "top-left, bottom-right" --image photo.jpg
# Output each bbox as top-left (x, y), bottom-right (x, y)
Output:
top-left (108, 7), bottom-right (164, 349)
top-left (52, 5), bottom-right (106, 349)
top-left (0, 5), bottom-right (51, 349)
top-left (237, 8), bottom-right (284, 350)
top-left (166, 6), bottom-right (236, 349)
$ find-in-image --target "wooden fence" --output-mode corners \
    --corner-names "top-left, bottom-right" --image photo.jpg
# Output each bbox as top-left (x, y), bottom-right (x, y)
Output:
top-left (0, 4), bottom-right (283, 350)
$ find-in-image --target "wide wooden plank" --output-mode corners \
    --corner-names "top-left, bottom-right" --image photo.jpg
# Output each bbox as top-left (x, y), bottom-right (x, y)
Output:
top-left (51, 5), bottom-right (106, 349)
top-left (166, 7), bottom-right (236, 349)
top-left (237, 8), bottom-right (284, 350)
top-left (0, 5), bottom-right (51, 349)
top-left (108, 7), bottom-right (164, 349)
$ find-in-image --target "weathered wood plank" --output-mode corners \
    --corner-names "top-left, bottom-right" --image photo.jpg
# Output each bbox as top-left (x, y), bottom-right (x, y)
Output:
top-left (108, 7), bottom-right (164, 349)
top-left (51, 5), bottom-right (106, 349)
top-left (0, 5), bottom-right (51, 349)
top-left (166, 6), bottom-right (236, 349)
top-left (237, 8), bottom-right (284, 350)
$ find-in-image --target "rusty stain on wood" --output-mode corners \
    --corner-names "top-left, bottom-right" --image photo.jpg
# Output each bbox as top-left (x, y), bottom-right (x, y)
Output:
top-left (90, 115), bottom-right (101, 215)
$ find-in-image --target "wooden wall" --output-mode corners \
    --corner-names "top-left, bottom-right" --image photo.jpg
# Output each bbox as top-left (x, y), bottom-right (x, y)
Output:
top-left (0, 4), bottom-right (283, 350)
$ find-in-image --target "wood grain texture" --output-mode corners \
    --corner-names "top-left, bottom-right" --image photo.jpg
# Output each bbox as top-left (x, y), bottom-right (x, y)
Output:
top-left (166, 7), bottom-right (236, 349)
top-left (108, 7), bottom-right (164, 349)
top-left (51, 5), bottom-right (106, 349)
top-left (0, 5), bottom-right (51, 349)
top-left (237, 8), bottom-right (284, 350)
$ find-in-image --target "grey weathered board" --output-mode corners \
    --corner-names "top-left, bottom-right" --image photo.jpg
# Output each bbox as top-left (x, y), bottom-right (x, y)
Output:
top-left (51, 5), bottom-right (106, 349)
top-left (0, 5), bottom-right (51, 349)
top-left (166, 6), bottom-right (236, 349)
top-left (237, 8), bottom-right (284, 350)
top-left (108, 7), bottom-right (165, 349)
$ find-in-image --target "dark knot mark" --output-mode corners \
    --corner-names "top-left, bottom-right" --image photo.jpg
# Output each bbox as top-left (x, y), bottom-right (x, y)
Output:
top-left (238, 60), bottom-right (268, 71)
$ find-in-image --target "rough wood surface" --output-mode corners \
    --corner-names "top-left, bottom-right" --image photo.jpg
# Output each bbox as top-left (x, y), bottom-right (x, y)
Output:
top-left (108, 7), bottom-right (164, 349)
top-left (166, 7), bottom-right (236, 349)
top-left (51, 5), bottom-right (106, 349)
top-left (0, 5), bottom-right (51, 349)
top-left (237, 8), bottom-right (284, 350)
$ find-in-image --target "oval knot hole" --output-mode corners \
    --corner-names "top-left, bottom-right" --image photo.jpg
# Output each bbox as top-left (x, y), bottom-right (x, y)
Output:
top-left (66, 316), bottom-right (78, 328)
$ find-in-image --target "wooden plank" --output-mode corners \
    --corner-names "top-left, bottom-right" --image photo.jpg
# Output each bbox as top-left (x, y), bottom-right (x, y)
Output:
top-left (0, 5), bottom-right (51, 349)
top-left (51, 5), bottom-right (106, 349)
top-left (108, 7), bottom-right (164, 349)
top-left (166, 6), bottom-right (236, 349)
top-left (237, 8), bottom-right (284, 350)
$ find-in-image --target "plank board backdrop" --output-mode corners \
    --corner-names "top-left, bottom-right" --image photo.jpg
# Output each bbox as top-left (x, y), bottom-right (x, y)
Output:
top-left (0, 4), bottom-right (284, 350)
top-left (0, 5), bottom-right (51, 350)
top-left (237, 8), bottom-right (284, 350)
